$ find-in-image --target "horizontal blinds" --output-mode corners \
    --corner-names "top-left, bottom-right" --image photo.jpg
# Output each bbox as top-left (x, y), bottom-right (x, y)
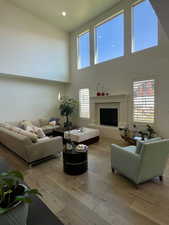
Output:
top-left (133, 79), bottom-right (155, 123)
top-left (79, 88), bottom-right (90, 119)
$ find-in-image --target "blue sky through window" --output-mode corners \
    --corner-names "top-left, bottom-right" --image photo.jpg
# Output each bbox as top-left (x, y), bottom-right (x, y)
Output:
top-left (132, 0), bottom-right (158, 52)
top-left (95, 13), bottom-right (124, 64)
top-left (78, 32), bottom-right (90, 69)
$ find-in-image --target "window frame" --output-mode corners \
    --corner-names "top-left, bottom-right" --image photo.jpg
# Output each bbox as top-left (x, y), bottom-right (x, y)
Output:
top-left (132, 78), bottom-right (156, 124)
top-left (94, 10), bottom-right (125, 65)
top-left (79, 88), bottom-right (90, 119)
top-left (131, 0), bottom-right (159, 54)
top-left (77, 30), bottom-right (90, 70)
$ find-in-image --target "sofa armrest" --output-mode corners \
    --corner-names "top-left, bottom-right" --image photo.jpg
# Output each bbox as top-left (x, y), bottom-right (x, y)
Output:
top-left (26, 136), bottom-right (63, 163)
top-left (111, 144), bottom-right (141, 180)
top-left (32, 136), bottom-right (63, 152)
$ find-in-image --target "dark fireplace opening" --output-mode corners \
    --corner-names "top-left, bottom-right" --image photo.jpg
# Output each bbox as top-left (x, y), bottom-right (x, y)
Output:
top-left (100, 108), bottom-right (118, 127)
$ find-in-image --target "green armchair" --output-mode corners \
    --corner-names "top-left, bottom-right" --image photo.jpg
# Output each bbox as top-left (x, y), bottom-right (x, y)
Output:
top-left (111, 138), bottom-right (169, 185)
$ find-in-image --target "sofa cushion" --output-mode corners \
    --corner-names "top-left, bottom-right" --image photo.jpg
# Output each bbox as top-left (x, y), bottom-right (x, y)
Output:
top-left (0, 123), bottom-right (11, 129)
top-left (20, 120), bottom-right (33, 130)
top-left (12, 127), bottom-right (38, 143)
top-left (42, 125), bottom-right (59, 134)
top-left (25, 125), bottom-right (46, 139)
top-left (39, 118), bottom-right (49, 127)
top-left (31, 120), bottom-right (40, 127)
top-left (0, 124), bottom-right (38, 143)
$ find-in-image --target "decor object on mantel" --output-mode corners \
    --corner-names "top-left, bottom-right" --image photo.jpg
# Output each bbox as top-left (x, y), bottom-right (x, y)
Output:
top-left (119, 124), bottom-right (157, 145)
top-left (0, 170), bottom-right (41, 225)
top-left (96, 82), bottom-right (109, 96)
top-left (59, 96), bottom-right (78, 128)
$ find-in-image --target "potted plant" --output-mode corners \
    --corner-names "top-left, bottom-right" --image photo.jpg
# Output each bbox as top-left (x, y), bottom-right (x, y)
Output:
top-left (59, 96), bottom-right (78, 128)
top-left (0, 170), bottom-right (41, 225)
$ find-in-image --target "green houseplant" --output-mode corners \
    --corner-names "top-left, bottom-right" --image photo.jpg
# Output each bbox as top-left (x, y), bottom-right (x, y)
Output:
top-left (0, 170), bottom-right (41, 225)
top-left (59, 96), bottom-right (78, 128)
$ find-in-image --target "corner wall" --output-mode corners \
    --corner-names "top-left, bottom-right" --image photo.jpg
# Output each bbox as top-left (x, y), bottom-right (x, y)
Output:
top-left (67, 0), bottom-right (169, 138)
top-left (0, 0), bottom-right (69, 82)
top-left (0, 76), bottom-right (65, 122)
top-left (0, 0), bottom-right (68, 122)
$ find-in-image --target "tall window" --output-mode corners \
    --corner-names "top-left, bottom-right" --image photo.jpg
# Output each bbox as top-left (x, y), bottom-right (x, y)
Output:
top-left (77, 31), bottom-right (90, 69)
top-left (95, 12), bottom-right (124, 64)
top-left (132, 0), bottom-right (158, 53)
top-left (133, 79), bottom-right (155, 123)
top-left (79, 88), bottom-right (90, 119)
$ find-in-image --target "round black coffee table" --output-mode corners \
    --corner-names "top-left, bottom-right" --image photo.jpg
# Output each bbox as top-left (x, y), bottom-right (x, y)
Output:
top-left (63, 149), bottom-right (88, 175)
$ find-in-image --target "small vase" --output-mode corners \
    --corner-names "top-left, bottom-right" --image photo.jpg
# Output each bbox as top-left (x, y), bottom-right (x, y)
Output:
top-left (102, 92), bottom-right (105, 96)
top-left (97, 92), bottom-right (101, 96)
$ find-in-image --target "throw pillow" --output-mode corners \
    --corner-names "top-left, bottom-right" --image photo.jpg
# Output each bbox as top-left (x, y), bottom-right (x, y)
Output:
top-left (36, 128), bottom-right (46, 138)
top-left (20, 120), bottom-right (33, 130)
top-left (49, 117), bottom-right (60, 124)
top-left (16, 129), bottom-right (38, 143)
top-left (49, 121), bottom-right (56, 126)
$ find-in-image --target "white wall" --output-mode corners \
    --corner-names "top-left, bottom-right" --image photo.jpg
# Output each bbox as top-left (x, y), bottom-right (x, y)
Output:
top-left (68, 0), bottom-right (169, 138)
top-left (0, 0), bottom-right (69, 82)
top-left (0, 76), bottom-right (65, 122)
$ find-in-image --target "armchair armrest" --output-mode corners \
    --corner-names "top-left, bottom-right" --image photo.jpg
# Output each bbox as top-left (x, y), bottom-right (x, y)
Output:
top-left (111, 144), bottom-right (141, 181)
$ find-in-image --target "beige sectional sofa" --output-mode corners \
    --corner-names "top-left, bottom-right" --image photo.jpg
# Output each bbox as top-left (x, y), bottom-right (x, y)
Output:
top-left (0, 118), bottom-right (63, 166)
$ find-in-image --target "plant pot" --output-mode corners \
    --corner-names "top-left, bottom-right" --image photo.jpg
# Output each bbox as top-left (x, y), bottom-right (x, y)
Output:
top-left (0, 184), bottom-right (29, 225)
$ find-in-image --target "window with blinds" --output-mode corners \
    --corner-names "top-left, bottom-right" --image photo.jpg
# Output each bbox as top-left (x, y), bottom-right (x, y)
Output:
top-left (133, 79), bottom-right (155, 123)
top-left (79, 88), bottom-right (90, 119)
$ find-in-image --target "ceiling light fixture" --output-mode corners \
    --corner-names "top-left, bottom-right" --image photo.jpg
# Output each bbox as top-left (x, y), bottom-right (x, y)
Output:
top-left (62, 11), bottom-right (66, 16)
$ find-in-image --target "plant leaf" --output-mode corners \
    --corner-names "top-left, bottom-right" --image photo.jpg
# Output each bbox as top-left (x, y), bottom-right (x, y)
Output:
top-left (9, 171), bottom-right (24, 180)
top-left (0, 207), bottom-right (8, 215)
top-left (15, 196), bottom-right (32, 203)
top-left (26, 189), bottom-right (42, 197)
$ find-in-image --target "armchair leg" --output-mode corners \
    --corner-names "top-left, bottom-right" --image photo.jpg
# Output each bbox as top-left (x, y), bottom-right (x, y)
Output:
top-left (135, 184), bottom-right (139, 189)
top-left (112, 168), bottom-right (118, 174)
top-left (159, 176), bottom-right (163, 182)
top-left (112, 168), bottom-right (115, 173)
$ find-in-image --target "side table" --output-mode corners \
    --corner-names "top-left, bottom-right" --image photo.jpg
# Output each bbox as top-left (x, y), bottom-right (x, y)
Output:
top-left (63, 149), bottom-right (88, 175)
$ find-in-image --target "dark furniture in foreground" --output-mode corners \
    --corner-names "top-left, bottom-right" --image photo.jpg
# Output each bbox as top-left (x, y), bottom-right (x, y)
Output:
top-left (63, 149), bottom-right (88, 175)
top-left (0, 158), bottom-right (64, 225)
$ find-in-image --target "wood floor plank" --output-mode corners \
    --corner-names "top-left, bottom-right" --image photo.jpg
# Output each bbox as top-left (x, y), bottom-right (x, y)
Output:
top-left (0, 137), bottom-right (169, 225)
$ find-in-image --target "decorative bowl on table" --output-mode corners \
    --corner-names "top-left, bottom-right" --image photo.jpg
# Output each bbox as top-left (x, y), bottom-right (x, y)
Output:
top-left (76, 144), bottom-right (88, 152)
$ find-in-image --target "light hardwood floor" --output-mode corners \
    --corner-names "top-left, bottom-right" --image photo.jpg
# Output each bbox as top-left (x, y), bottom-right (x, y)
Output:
top-left (0, 137), bottom-right (169, 225)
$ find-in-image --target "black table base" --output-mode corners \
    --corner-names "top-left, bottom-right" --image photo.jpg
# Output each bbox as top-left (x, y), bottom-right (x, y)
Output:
top-left (63, 150), bottom-right (88, 175)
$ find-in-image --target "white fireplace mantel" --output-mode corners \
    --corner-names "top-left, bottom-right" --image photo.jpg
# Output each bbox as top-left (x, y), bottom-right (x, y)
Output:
top-left (90, 94), bottom-right (128, 127)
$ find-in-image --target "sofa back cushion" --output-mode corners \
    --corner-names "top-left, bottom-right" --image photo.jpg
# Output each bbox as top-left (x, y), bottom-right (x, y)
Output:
top-left (0, 123), bottom-right (38, 143)
top-left (39, 118), bottom-right (49, 127)
top-left (14, 128), bottom-right (38, 143)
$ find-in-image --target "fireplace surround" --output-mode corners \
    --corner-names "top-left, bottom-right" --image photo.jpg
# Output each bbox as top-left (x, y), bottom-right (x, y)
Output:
top-left (90, 94), bottom-right (128, 128)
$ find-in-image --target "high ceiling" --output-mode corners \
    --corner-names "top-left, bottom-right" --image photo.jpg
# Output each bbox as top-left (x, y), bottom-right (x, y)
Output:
top-left (10, 0), bottom-right (120, 32)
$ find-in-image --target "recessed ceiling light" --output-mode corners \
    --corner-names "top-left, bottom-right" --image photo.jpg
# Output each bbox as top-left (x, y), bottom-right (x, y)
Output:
top-left (62, 11), bottom-right (66, 16)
